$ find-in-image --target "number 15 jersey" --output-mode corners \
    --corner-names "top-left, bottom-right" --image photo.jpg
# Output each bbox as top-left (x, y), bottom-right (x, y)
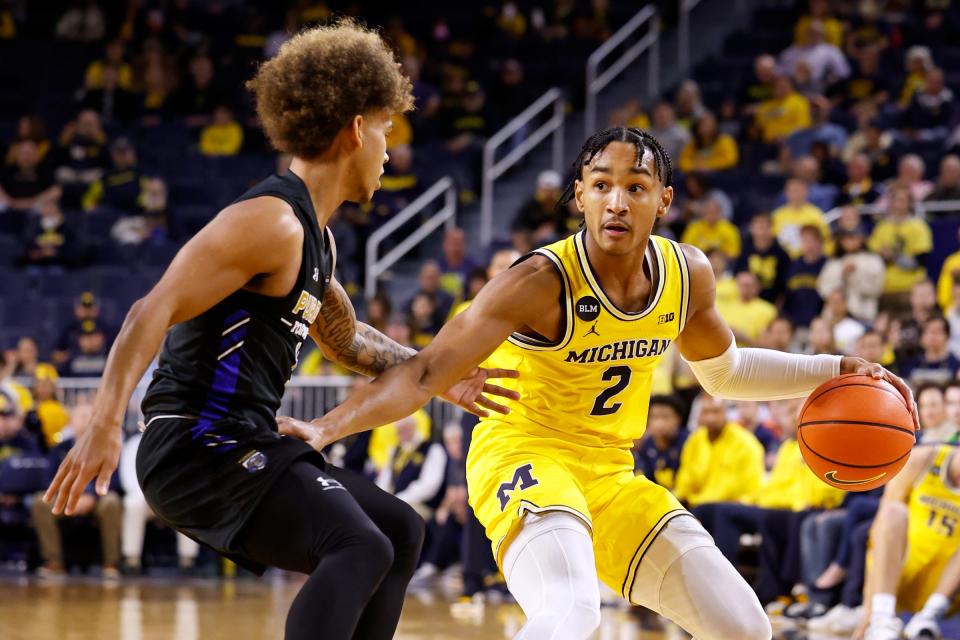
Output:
top-left (480, 230), bottom-right (691, 450)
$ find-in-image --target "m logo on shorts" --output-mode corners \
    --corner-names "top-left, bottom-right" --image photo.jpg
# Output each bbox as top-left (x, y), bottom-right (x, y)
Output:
top-left (497, 464), bottom-right (539, 511)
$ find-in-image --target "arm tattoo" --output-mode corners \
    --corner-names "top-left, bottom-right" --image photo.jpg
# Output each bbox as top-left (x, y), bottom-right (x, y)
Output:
top-left (313, 280), bottom-right (416, 377)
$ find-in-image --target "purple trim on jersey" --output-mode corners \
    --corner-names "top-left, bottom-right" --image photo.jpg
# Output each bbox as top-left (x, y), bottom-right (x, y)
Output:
top-left (190, 311), bottom-right (250, 449)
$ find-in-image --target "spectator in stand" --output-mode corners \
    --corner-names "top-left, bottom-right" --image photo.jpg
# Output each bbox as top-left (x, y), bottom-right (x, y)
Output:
top-left (916, 384), bottom-right (958, 444)
top-left (842, 115), bottom-right (896, 182)
top-left (680, 196), bottom-right (741, 259)
top-left (364, 292), bottom-right (392, 334)
top-left (0, 389), bottom-right (40, 460)
top-left (169, 54), bottom-right (228, 126)
top-left (0, 140), bottom-right (60, 211)
top-left (407, 259), bottom-right (454, 325)
top-left (734, 400), bottom-right (779, 465)
top-left (678, 112), bottom-right (739, 173)
top-left (83, 38), bottom-right (132, 91)
top-left (137, 63), bottom-right (173, 125)
top-left (52, 292), bottom-right (107, 367)
top-left (946, 279), bottom-right (960, 360)
top-left (869, 185), bottom-right (933, 310)
top-left (79, 66), bottom-right (138, 125)
top-left (60, 323), bottom-right (109, 377)
top-left (856, 329), bottom-right (892, 371)
top-left (407, 292), bottom-right (440, 350)
top-left (881, 154), bottom-right (935, 207)
top-left (734, 212), bottom-right (790, 305)
top-left (898, 45), bottom-right (935, 108)
top-left (784, 225), bottom-right (827, 329)
top-left (5, 115), bottom-right (50, 165)
top-left (10, 336), bottom-right (41, 378)
top-left (761, 316), bottom-right (797, 353)
top-left (793, 0), bottom-right (843, 47)
top-left (0, 390), bottom-right (43, 526)
top-left (53, 110), bottom-right (108, 207)
top-left (817, 225), bottom-right (884, 323)
top-left (901, 316), bottom-right (960, 389)
top-left (31, 400), bottom-right (122, 580)
top-left (926, 154), bottom-right (960, 205)
top-left (439, 81), bottom-right (491, 198)
top-left (756, 74), bottom-right (812, 145)
top-left (674, 394), bottom-right (765, 508)
top-left (827, 45), bottom-right (890, 111)
top-left (937, 228), bottom-right (960, 312)
top-left (199, 105), bottom-right (244, 156)
top-left (785, 99), bottom-right (848, 166)
top-left (82, 137), bottom-right (146, 213)
top-left (400, 55), bottom-right (440, 139)
top-left (901, 67), bottom-right (954, 142)
top-left (633, 394), bottom-right (688, 492)
top-left (672, 172), bottom-right (733, 237)
top-left (694, 398), bottom-right (844, 602)
top-left (895, 280), bottom-right (940, 366)
top-left (366, 144), bottom-right (421, 247)
top-left (673, 79), bottom-right (706, 130)
top-left (437, 227), bottom-right (480, 304)
top-left (772, 156), bottom-right (839, 212)
top-left (375, 413), bottom-right (447, 521)
top-left (511, 169), bottom-right (563, 251)
top-left (820, 289), bottom-right (866, 355)
top-left (19, 197), bottom-right (78, 270)
top-left (836, 153), bottom-right (881, 206)
top-left (489, 58), bottom-right (535, 130)
top-left (55, 1), bottom-right (105, 43)
top-left (648, 101), bottom-right (690, 162)
top-left (780, 19), bottom-right (850, 90)
top-left (716, 271), bottom-right (778, 346)
top-left (31, 368), bottom-right (69, 448)
top-left (119, 432), bottom-right (199, 574)
top-left (772, 177), bottom-right (831, 257)
top-left (739, 54), bottom-right (777, 110)
top-left (110, 177), bottom-right (169, 246)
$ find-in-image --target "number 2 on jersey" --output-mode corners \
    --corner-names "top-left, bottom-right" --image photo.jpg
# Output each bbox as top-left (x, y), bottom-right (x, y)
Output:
top-left (590, 365), bottom-right (632, 416)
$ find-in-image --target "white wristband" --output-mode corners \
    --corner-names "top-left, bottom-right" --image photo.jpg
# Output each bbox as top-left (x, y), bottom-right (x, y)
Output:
top-left (683, 341), bottom-right (841, 401)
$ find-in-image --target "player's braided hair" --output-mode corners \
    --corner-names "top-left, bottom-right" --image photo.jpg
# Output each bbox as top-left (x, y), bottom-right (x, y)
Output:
top-left (557, 127), bottom-right (674, 211)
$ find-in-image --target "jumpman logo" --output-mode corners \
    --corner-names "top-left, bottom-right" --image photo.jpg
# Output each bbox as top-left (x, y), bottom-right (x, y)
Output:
top-left (583, 323), bottom-right (600, 338)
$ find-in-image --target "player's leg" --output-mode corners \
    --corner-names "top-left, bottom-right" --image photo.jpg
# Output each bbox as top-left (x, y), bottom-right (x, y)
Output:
top-left (233, 460), bottom-right (397, 640)
top-left (903, 549), bottom-right (960, 639)
top-left (324, 465), bottom-right (426, 640)
top-left (862, 501), bottom-right (910, 639)
top-left (121, 490), bottom-right (149, 571)
top-left (94, 491), bottom-right (122, 574)
top-left (627, 515), bottom-right (772, 640)
top-left (502, 511), bottom-right (602, 640)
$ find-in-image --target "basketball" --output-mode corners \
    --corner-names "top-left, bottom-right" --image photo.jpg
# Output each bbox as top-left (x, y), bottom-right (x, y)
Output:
top-left (798, 374), bottom-right (916, 492)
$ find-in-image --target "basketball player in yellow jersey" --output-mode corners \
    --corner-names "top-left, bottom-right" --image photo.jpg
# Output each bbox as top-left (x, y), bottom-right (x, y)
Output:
top-left (280, 127), bottom-right (917, 640)
top-left (861, 444), bottom-right (960, 640)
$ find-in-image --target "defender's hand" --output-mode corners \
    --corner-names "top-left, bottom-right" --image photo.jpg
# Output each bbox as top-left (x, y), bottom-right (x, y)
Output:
top-left (43, 423), bottom-right (121, 516)
top-left (441, 367), bottom-right (520, 417)
top-left (840, 356), bottom-right (920, 433)
top-left (277, 416), bottom-right (336, 451)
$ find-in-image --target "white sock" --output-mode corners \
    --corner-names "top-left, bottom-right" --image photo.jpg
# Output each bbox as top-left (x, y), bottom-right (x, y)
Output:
top-left (920, 593), bottom-right (950, 619)
top-left (871, 593), bottom-right (897, 622)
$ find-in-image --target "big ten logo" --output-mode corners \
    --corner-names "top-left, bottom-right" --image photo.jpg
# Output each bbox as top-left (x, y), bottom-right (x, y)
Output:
top-left (291, 290), bottom-right (322, 324)
top-left (496, 463), bottom-right (539, 511)
top-left (657, 312), bottom-right (675, 325)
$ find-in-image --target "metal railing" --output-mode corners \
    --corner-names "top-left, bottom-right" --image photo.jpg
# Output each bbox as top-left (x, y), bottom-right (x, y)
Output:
top-left (50, 376), bottom-right (459, 439)
top-left (824, 199), bottom-right (960, 224)
top-left (480, 88), bottom-right (566, 248)
top-left (585, 5), bottom-right (660, 137)
top-left (365, 176), bottom-right (457, 299)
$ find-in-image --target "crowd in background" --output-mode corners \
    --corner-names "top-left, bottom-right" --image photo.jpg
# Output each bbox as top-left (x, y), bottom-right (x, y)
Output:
top-left (4, 0), bottom-right (960, 636)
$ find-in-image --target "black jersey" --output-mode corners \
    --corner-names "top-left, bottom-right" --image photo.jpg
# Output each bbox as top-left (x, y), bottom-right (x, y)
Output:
top-left (142, 170), bottom-right (332, 433)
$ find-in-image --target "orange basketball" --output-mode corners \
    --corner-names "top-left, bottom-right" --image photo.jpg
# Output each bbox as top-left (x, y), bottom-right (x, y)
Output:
top-left (798, 373), bottom-right (916, 492)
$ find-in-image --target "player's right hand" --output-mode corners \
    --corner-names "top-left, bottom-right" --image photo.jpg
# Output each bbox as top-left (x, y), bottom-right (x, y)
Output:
top-left (42, 423), bottom-right (121, 515)
top-left (277, 416), bottom-right (335, 451)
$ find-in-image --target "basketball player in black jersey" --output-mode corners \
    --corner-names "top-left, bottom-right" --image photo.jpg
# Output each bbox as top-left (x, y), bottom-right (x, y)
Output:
top-left (43, 21), bottom-right (518, 640)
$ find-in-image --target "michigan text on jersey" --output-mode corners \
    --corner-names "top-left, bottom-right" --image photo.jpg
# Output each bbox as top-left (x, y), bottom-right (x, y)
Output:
top-left (564, 338), bottom-right (672, 364)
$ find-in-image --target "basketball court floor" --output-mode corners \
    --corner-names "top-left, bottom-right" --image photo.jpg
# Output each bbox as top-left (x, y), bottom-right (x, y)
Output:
top-left (0, 574), bottom-right (837, 640)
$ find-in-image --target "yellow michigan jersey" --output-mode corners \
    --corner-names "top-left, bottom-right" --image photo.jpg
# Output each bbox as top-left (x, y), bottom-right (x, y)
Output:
top-left (467, 231), bottom-right (690, 600)
top-left (897, 445), bottom-right (960, 612)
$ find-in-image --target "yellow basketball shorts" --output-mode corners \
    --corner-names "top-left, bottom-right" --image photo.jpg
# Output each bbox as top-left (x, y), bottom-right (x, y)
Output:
top-left (897, 537), bottom-right (960, 613)
top-left (466, 420), bottom-right (687, 600)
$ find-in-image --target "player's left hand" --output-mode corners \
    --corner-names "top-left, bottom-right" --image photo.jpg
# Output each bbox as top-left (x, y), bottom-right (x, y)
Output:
top-left (840, 356), bottom-right (920, 433)
top-left (277, 416), bottom-right (336, 451)
top-left (440, 366), bottom-right (520, 417)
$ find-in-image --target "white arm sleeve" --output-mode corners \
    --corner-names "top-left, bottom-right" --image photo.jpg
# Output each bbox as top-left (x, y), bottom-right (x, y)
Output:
top-left (683, 341), bottom-right (841, 401)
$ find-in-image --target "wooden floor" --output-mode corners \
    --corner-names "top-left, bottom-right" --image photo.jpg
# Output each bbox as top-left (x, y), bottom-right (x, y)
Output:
top-left (0, 575), bottom-right (808, 639)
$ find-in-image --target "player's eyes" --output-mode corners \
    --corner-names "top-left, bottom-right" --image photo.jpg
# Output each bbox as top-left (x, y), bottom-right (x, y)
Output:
top-left (629, 184), bottom-right (644, 193)
top-left (594, 182), bottom-right (606, 191)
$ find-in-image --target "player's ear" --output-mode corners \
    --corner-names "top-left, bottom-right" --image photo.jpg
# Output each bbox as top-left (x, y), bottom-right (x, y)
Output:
top-left (574, 179), bottom-right (585, 212)
top-left (344, 115), bottom-right (364, 150)
top-left (657, 185), bottom-right (673, 218)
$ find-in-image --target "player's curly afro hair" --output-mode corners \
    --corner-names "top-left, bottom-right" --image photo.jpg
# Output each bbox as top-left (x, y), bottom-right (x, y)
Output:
top-left (247, 18), bottom-right (414, 159)
top-left (558, 127), bottom-right (674, 211)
